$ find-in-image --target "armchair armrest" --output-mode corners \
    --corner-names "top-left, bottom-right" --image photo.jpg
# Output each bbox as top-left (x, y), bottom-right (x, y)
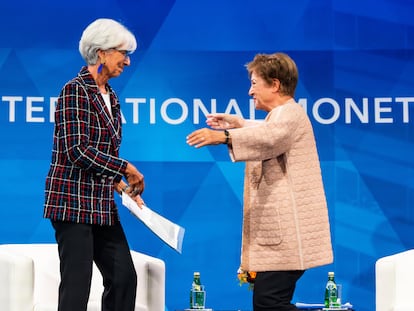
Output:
top-left (0, 248), bottom-right (34, 311)
top-left (131, 250), bottom-right (165, 311)
top-left (376, 249), bottom-right (414, 311)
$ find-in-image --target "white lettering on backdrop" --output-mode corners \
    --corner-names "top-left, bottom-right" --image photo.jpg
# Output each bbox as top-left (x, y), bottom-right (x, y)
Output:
top-left (1, 96), bottom-right (414, 125)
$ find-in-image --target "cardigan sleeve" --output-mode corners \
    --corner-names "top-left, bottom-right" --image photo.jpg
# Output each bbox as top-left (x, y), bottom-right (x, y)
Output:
top-left (229, 103), bottom-right (306, 162)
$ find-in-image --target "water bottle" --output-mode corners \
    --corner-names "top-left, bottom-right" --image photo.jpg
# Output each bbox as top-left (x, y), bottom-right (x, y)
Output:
top-left (189, 272), bottom-right (205, 309)
top-left (324, 271), bottom-right (339, 308)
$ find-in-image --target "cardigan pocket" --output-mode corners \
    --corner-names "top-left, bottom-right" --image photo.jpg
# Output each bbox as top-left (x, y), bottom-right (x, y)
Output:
top-left (255, 205), bottom-right (283, 246)
top-left (256, 226), bottom-right (283, 246)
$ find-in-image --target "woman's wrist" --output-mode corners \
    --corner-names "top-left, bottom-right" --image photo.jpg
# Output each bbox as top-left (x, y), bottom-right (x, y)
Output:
top-left (224, 130), bottom-right (230, 144)
top-left (223, 130), bottom-right (232, 145)
top-left (117, 181), bottom-right (129, 194)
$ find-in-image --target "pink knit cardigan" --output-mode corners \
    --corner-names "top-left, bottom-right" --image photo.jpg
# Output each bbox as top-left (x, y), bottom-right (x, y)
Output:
top-left (229, 99), bottom-right (333, 272)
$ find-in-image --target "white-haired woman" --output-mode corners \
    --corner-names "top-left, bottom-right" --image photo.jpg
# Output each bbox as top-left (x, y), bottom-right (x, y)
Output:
top-left (44, 18), bottom-right (145, 311)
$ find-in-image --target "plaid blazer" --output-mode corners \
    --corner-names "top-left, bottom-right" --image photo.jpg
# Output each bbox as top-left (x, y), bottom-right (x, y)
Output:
top-left (44, 67), bottom-right (128, 225)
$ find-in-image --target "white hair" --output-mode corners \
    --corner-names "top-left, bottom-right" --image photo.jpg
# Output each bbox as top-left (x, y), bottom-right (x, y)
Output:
top-left (79, 18), bottom-right (137, 65)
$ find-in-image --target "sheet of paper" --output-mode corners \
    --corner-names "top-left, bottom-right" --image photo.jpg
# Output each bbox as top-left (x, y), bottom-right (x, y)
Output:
top-left (121, 193), bottom-right (185, 253)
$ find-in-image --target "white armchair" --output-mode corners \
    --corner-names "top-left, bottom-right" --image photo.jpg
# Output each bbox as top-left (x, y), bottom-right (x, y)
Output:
top-left (375, 249), bottom-right (414, 311)
top-left (0, 243), bottom-right (165, 311)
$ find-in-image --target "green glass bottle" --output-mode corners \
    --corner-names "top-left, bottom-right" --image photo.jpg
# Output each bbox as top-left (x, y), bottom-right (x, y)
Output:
top-left (190, 272), bottom-right (205, 309)
top-left (324, 271), bottom-right (338, 308)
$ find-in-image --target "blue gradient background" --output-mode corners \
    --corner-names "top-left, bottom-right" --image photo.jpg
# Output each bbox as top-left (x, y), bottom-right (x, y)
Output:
top-left (1, 1), bottom-right (414, 311)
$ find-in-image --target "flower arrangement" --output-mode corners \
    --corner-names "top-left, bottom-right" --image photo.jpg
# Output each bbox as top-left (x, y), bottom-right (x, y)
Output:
top-left (237, 268), bottom-right (257, 291)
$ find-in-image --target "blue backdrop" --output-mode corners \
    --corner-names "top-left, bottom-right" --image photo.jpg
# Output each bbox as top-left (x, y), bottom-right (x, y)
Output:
top-left (1, 1), bottom-right (414, 311)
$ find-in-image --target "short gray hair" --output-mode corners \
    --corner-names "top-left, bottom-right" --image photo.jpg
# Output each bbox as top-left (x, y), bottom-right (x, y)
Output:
top-left (246, 52), bottom-right (298, 97)
top-left (79, 18), bottom-right (137, 65)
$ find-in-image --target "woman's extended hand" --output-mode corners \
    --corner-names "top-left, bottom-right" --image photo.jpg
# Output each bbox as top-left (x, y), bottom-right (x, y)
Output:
top-left (206, 113), bottom-right (244, 129)
top-left (186, 128), bottom-right (226, 148)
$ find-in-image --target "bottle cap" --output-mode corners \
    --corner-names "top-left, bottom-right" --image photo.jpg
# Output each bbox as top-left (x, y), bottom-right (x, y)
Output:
top-left (328, 271), bottom-right (334, 276)
top-left (194, 272), bottom-right (200, 276)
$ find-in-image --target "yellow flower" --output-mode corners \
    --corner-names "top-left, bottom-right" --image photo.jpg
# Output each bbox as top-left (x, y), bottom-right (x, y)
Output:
top-left (237, 268), bottom-right (256, 290)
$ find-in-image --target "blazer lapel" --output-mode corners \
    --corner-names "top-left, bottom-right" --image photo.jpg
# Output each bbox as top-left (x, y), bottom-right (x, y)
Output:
top-left (77, 67), bottom-right (121, 151)
top-left (90, 92), bottom-right (121, 150)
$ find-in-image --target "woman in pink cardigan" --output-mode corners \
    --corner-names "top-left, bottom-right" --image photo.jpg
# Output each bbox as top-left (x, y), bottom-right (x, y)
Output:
top-left (187, 52), bottom-right (333, 311)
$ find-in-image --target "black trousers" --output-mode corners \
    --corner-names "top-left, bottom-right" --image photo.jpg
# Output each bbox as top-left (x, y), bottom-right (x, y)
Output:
top-left (51, 220), bottom-right (137, 311)
top-left (253, 270), bottom-right (305, 311)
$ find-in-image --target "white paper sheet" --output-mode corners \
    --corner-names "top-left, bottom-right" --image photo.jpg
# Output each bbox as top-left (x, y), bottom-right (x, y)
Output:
top-left (121, 193), bottom-right (185, 253)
